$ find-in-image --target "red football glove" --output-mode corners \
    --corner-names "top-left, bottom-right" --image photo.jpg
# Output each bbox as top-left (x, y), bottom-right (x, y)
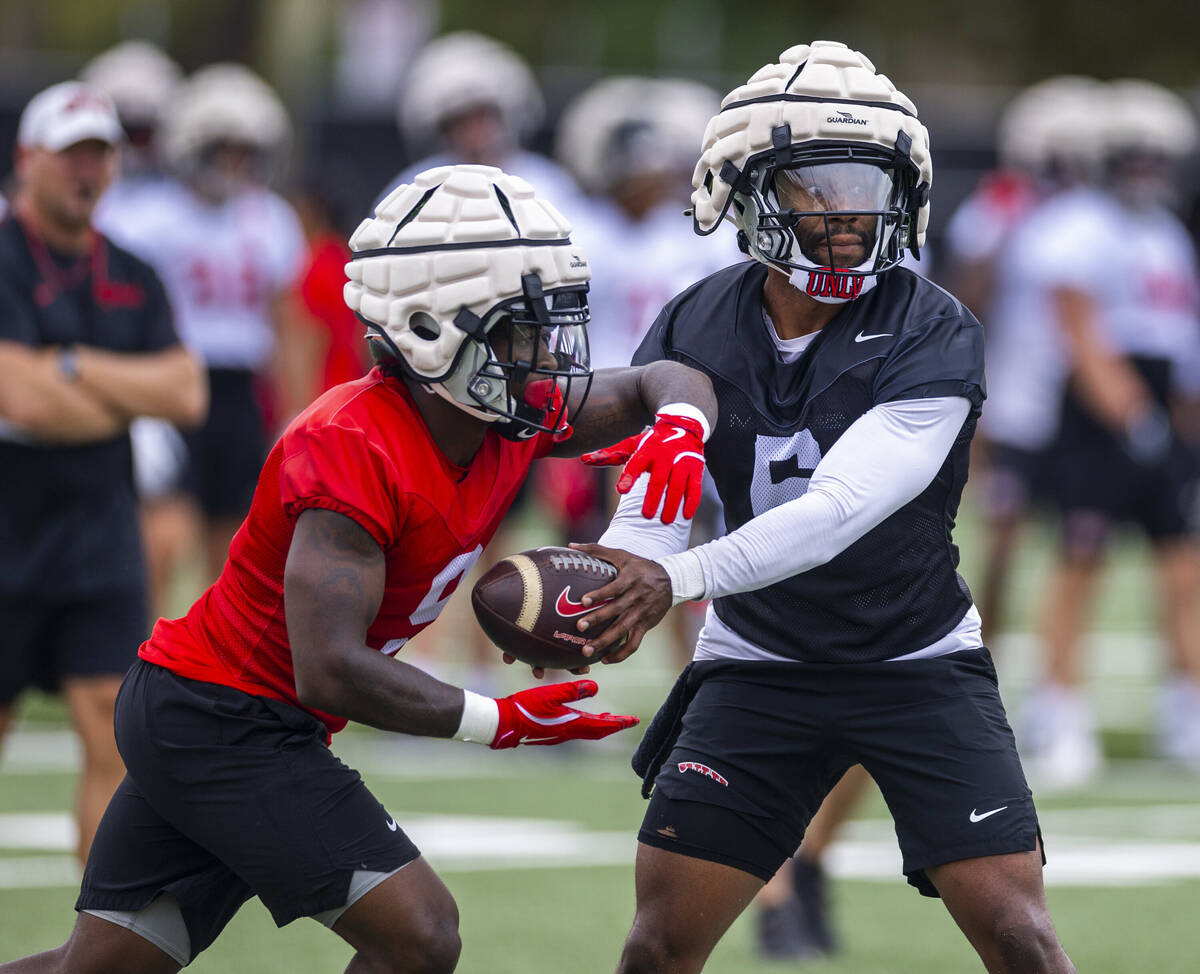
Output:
top-left (490, 680), bottom-right (638, 749)
top-left (582, 412), bottom-right (707, 523)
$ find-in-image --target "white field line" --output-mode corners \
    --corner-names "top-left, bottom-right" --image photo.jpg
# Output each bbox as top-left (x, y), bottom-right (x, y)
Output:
top-left (0, 630), bottom-right (1173, 775)
top-left (6, 810), bottom-right (1200, 891)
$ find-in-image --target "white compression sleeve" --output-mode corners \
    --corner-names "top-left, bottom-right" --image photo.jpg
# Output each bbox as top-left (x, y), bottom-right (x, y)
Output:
top-left (597, 475), bottom-right (693, 560)
top-left (656, 396), bottom-right (971, 601)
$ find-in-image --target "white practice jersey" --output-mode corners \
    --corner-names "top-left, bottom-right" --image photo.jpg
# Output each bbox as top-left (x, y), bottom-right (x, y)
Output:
top-left (943, 171), bottom-right (1039, 265)
top-left (945, 172), bottom-right (1048, 450)
top-left (984, 188), bottom-right (1105, 450)
top-left (1103, 202), bottom-right (1200, 370)
top-left (93, 174), bottom-right (168, 239)
top-left (574, 198), bottom-right (744, 371)
top-left (104, 179), bottom-right (306, 371)
top-left (990, 187), bottom-right (1200, 449)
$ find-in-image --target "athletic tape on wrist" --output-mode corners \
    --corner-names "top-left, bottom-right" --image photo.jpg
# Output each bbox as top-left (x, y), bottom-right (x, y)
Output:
top-left (454, 689), bottom-right (500, 745)
top-left (656, 401), bottom-right (711, 442)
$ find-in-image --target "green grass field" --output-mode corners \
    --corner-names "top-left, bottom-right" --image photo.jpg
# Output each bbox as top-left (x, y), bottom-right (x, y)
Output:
top-left (4, 496), bottom-right (1200, 971)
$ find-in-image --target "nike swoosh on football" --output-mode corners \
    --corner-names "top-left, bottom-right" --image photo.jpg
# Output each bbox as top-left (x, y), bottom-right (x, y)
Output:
top-left (556, 586), bottom-right (610, 618)
top-left (854, 330), bottom-right (893, 342)
top-left (969, 806), bottom-right (1008, 823)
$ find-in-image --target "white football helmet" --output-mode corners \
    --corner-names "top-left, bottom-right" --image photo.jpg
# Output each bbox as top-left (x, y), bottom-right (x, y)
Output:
top-left (80, 41), bottom-right (182, 131)
top-left (691, 40), bottom-right (932, 302)
top-left (1104, 79), bottom-right (1198, 159)
top-left (997, 76), bottom-right (1105, 179)
top-left (398, 32), bottom-right (543, 150)
top-left (556, 76), bottom-right (721, 196)
top-left (1103, 79), bottom-right (1197, 209)
top-left (345, 165), bottom-right (592, 439)
top-left (159, 63), bottom-right (291, 188)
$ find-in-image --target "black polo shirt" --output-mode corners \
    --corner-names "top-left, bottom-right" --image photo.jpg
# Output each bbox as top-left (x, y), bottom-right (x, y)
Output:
top-left (634, 262), bottom-right (986, 663)
top-left (0, 215), bottom-right (179, 597)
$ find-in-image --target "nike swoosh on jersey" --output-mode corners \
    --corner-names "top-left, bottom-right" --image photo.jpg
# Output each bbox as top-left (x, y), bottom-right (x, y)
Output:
top-left (385, 816), bottom-right (398, 831)
top-left (854, 330), bottom-right (893, 342)
top-left (969, 806), bottom-right (1008, 823)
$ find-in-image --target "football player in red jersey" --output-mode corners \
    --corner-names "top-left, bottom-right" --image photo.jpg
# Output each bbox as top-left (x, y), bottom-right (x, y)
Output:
top-left (1, 165), bottom-right (715, 974)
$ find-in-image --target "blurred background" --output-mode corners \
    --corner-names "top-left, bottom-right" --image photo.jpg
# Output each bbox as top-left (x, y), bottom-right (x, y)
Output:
top-left (4, 0), bottom-right (1200, 239)
top-left (4, 1), bottom-right (1200, 971)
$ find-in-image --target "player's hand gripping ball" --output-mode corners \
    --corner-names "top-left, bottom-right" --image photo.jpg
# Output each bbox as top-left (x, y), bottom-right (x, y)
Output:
top-left (472, 546), bottom-right (616, 669)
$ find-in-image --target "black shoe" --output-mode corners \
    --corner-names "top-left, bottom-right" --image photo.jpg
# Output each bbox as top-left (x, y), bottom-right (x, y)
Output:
top-left (790, 857), bottom-right (837, 955)
top-left (757, 901), bottom-right (824, 960)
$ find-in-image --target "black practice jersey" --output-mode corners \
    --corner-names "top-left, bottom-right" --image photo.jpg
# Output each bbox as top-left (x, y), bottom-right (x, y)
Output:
top-left (0, 216), bottom-right (179, 596)
top-left (633, 262), bottom-right (985, 663)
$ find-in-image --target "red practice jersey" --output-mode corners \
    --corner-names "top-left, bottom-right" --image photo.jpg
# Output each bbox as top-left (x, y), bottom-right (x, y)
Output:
top-left (140, 367), bottom-right (554, 733)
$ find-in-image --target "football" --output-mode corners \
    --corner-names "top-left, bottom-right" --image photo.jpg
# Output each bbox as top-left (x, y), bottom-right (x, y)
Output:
top-left (471, 546), bottom-right (617, 669)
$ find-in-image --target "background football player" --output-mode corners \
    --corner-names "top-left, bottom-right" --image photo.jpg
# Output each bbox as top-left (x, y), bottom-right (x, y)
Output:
top-left (80, 40), bottom-right (193, 621)
top-left (566, 41), bottom-right (1076, 973)
top-left (0, 165), bottom-right (716, 974)
top-left (1018, 80), bottom-right (1200, 788)
top-left (104, 63), bottom-right (311, 593)
top-left (376, 31), bottom-right (581, 219)
top-left (943, 76), bottom-right (1106, 643)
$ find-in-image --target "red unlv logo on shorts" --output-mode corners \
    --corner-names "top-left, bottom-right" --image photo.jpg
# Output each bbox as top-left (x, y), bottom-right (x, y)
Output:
top-left (677, 761), bottom-right (728, 786)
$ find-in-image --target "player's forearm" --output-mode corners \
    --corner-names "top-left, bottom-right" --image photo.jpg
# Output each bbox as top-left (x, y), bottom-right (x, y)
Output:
top-left (557, 363), bottom-right (715, 458)
top-left (1054, 288), bottom-right (1151, 432)
top-left (0, 341), bottom-right (127, 442)
top-left (635, 361), bottom-right (716, 430)
top-left (657, 397), bottom-right (969, 602)
top-left (298, 648), bottom-right (466, 738)
top-left (75, 344), bottom-right (209, 428)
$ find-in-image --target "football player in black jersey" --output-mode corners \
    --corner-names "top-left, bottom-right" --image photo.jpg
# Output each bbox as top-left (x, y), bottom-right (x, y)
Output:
top-left (571, 42), bottom-right (1075, 973)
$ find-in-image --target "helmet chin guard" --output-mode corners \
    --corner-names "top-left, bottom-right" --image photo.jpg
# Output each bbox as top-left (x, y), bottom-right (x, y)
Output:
top-left (691, 41), bottom-right (932, 301)
top-left (345, 165), bottom-right (593, 438)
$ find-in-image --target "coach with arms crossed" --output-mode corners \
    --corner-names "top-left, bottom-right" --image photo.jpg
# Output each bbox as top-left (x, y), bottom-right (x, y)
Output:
top-left (0, 82), bottom-right (206, 863)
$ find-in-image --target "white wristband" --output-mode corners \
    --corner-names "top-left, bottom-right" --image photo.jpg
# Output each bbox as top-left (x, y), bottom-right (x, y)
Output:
top-left (657, 402), bottom-right (711, 442)
top-left (654, 550), bottom-right (707, 606)
top-left (454, 690), bottom-right (500, 745)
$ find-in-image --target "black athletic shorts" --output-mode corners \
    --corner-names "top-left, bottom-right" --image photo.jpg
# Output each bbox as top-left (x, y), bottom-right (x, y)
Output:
top-left (0, 590), bottom-right (147, 705)
top-left (1053, 394), bottom-right (1198, 548)
top-left (183, 368), bottom-right (268, 519)
top-left (637, 649), bottom-right (1041, 897)
top-left (980, 442), bottom-right (1055, 519)
top-left (76, 660), bottom-right (420, 955)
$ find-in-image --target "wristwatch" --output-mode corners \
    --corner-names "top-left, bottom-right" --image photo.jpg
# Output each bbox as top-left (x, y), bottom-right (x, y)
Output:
top-left (58, 346), bottom-right (81, 382)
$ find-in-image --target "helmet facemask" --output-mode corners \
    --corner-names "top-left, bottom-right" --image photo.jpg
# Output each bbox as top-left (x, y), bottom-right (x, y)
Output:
top-left (365, 274), bottom-right (593, 441)
top-left (464, 276), bottom-right (593, 440)
top-left (734, 140), bottom-right (918, 303)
